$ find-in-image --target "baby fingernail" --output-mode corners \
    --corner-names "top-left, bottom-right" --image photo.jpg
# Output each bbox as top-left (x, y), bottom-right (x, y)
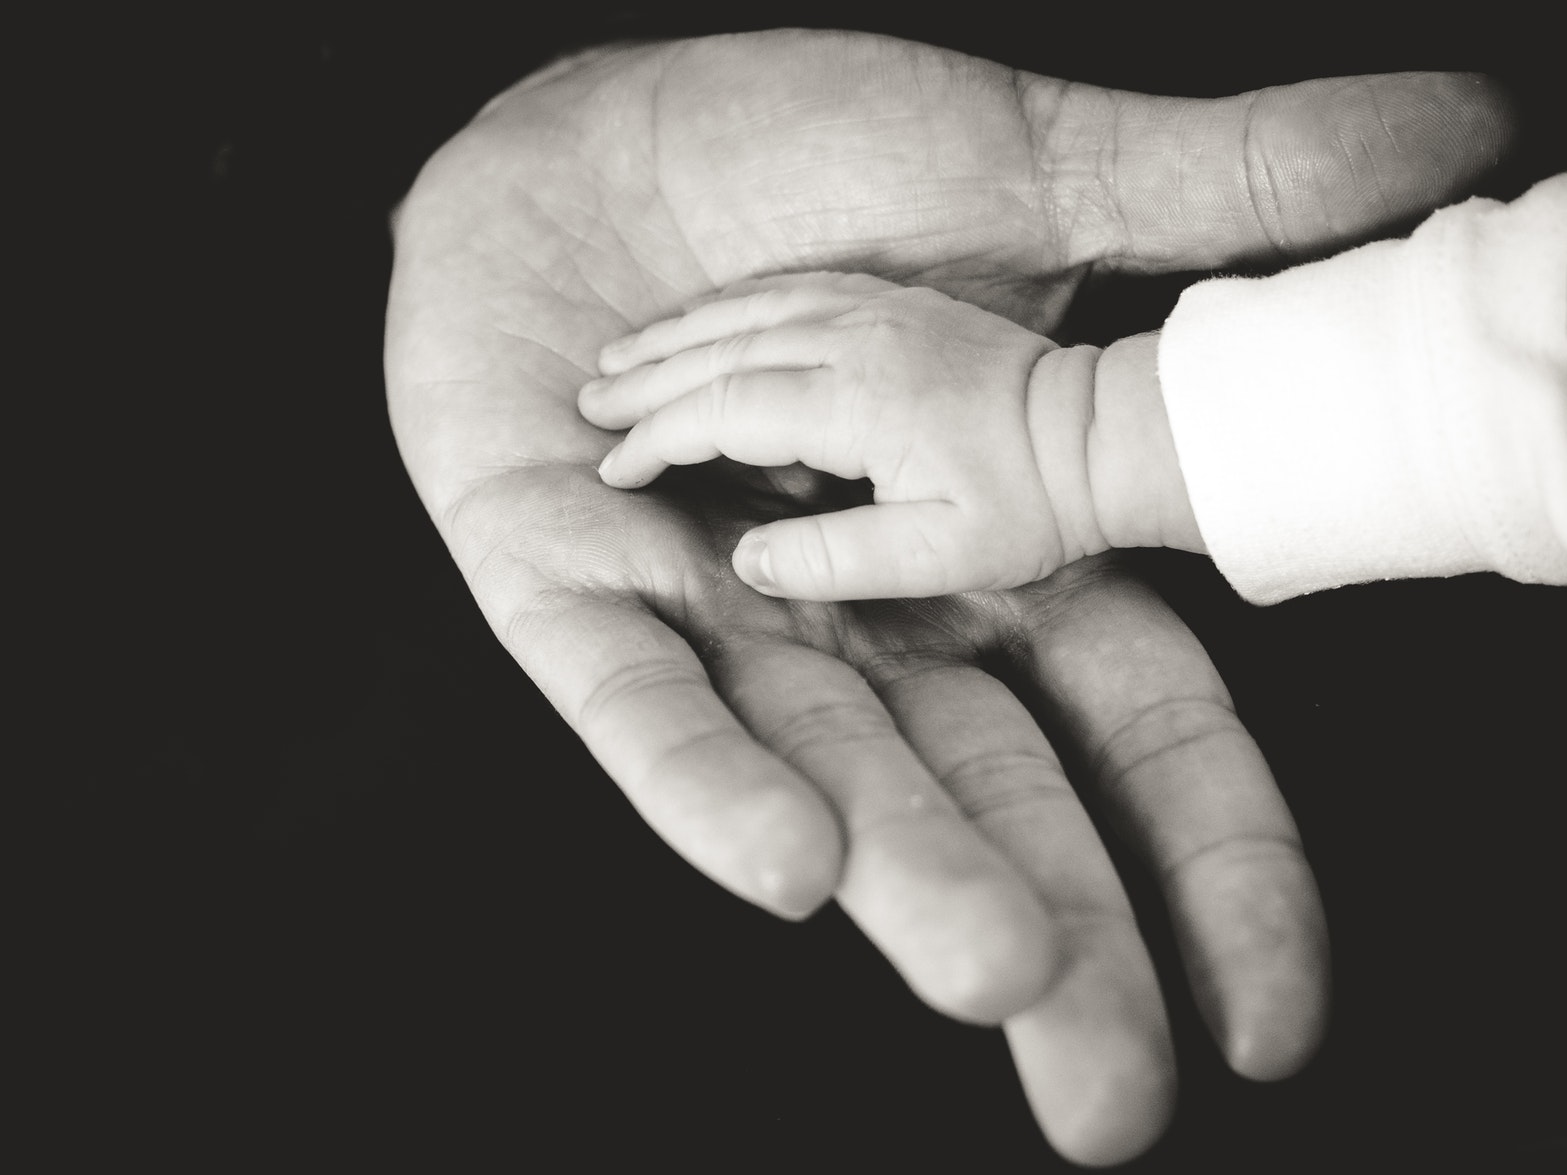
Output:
top-left (597, 444), bottom-right (623, 481)
top-left (735, 537), bottom-right (775, 591)
top-left (597, 339), bottom-right (632, 373)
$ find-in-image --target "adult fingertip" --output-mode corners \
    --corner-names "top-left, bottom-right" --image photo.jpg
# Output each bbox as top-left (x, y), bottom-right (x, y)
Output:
top-left (1420, 71), bottom-right (1517, 167)
top-left (917, 911), bottom-right (1058, 1025)
top-left (1247, 71), bottom-right (1520, 257)
top-left (1225, 1018), bottom-right (1325, 1083)
top-left (752, 861), bottom-right (833, 922)
top-left (1175, 853), bottom-right (1333, 1082)
top-left (1220, 964), bottom-right (1331, 1082)
top-left (1004, 949), bottom-right (1179, 1166)
top-left (858, 845), bottom-right (1060, 1025)
top-left (1032, 1055), bottom-right (1177, 1168)
top-left (739, 792), bottom-right (844, 920)
top-left (1050, 1102), bottom-right (1174, 1169)
top-left (1357, 71), bottom-right (1518, 210)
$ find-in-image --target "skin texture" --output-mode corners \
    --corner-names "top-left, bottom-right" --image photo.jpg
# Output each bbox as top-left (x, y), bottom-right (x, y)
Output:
top-left (384, 29), bottom-right (1511, 1166)
top-left (581, 272), bottom-right (1206, 599)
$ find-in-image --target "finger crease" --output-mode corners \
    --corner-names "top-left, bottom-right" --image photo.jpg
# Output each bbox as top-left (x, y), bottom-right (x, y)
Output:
top-left (575, 657), bottom-right (710, 730)
top-left (1160, 832), bottom-right (1305, 887)
top-left (1090, 697), bottom-right (1240, 786)
top-left (941, 750), bottom-right (1076, 820)
top-left (637, 725), bottom-right (745, 789)
top-left (758, 700), bottom-right (900, 764)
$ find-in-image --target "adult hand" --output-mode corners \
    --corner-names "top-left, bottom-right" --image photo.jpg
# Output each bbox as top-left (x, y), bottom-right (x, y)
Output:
top-left (384, 30), bottom-right (1510, 1165)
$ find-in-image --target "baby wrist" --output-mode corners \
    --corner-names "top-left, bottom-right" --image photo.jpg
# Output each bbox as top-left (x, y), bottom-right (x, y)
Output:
top-left (1024, 344), bottom-right (1114, 565)
top-left (1086, 333), bottom-right (1205, 556)
top-left (1028, 334), bottom-right (1204, 560)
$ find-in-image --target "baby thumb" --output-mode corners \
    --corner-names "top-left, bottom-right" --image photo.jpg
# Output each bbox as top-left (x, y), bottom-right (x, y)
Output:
top-left (732, 502), bottom-right (969, 601)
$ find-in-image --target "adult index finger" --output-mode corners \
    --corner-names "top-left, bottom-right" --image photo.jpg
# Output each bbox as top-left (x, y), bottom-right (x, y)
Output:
top-left (867, 649), bottom-right (1177, 1167)
top-left (451, 471), bottom-right (849, 921)
top-left (514, 588), bottom-right (846, 922)
top-left (708, 633), bottom-right (1061, 1025)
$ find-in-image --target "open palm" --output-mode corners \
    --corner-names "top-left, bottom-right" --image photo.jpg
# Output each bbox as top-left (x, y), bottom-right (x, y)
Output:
top-left (385, 30), bottom-right (1508, 1164)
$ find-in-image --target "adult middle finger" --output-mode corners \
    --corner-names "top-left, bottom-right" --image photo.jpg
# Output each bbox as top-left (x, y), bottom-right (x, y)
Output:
top-left (859, 628), bottom-right (1177, 1167)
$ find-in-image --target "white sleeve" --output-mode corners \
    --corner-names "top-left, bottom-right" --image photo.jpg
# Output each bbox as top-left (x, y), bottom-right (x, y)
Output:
top-left (1156, 175), bottom-right (1567, 605)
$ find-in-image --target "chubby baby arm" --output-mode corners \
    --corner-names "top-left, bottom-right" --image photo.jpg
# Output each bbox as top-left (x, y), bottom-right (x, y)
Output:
top-left (1037, 334), bottom-right (1207, 559)
top-left (580, 273), bottom-right (1202, 600)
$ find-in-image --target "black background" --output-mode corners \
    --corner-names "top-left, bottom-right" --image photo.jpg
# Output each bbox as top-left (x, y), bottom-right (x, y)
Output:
top-left (48, 6), bottom-right (1564, 1171)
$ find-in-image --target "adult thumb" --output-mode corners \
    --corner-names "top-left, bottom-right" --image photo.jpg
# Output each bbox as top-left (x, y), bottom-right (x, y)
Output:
top-left (1024, 70), bottom-right (1515, 273)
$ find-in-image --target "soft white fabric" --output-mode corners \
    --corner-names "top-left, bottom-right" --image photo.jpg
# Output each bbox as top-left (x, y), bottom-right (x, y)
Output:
top-left (1157, 175), bottom-right (1567, 605)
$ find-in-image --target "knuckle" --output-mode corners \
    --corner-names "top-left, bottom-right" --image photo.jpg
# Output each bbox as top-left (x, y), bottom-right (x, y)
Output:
top-left (704, 372), bottom-right (735, 423)
top-left (751, 283), bottom-right (810, 326)
top-left (770, 284), bottom-right (811, 316)
top-left (899, 514), bottom-right (956, 593)
top-left (828, 370), bottom-right (885, 455)
top-left (708, 331), bottom-right (750, 370)
top-left (1240, 97), bottom-right (1292, 257)
top-left (638, 319), bottom-right (673, 353)
top-left (841, 295), bottom-right (902, 337)
top-left (750, 288), bottom-right (786, 317)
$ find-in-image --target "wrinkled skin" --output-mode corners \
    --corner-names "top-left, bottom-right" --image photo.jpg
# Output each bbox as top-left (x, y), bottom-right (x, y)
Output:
top-left (384, 30), bottom-right (1510, 1165)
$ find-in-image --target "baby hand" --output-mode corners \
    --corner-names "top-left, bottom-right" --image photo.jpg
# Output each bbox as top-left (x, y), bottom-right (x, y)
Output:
top-left (580, 273), bottom-right (1093, 600)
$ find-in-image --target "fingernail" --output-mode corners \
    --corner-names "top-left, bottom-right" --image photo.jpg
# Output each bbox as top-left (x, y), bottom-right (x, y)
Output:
top-left (579, 376), bottom-right (606, 400)
top-left (597, 444), bottom-right (623, 482)
top-left (734, 536), bottom-right (774, 590)
top-left (596, 339), bottom-right (630, 374)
